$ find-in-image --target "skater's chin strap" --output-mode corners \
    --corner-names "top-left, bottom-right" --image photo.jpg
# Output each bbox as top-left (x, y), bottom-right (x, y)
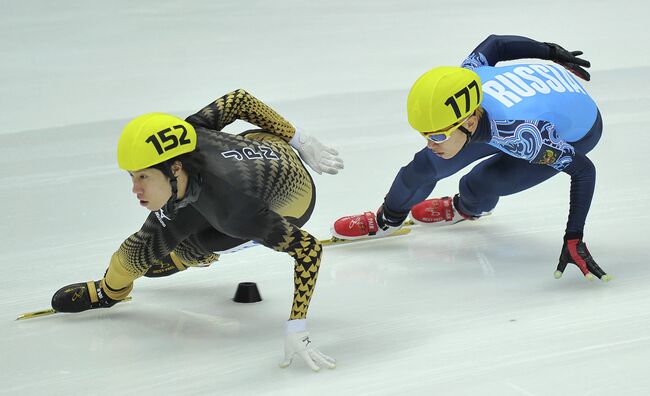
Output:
top-left (152, 160), bottom-right (179, 218)
top-left (160, 174), bottom-right (179, 218)
top-left (458, 125), bottom-right (473, 149)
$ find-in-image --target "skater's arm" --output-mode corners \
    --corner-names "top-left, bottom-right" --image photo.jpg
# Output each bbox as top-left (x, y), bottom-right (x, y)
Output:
top-left (231, 217), bottom-right (321, 320)
top-left (210, 188), bottom-right (322, 320)
top-left (271, 221), bottom-right (322, 320)
top-left (185, 89), bottom-right (296, 141)
top-left (487, 123), bottom-right (601, 280)
top-left (558, 152), bottom-right (595, 239)
top-left (461, 35), bottom-right (552, 68)
top-left (461, 35), bottom-right (590, 81)
top-left (487, 119), bottom-right (595, 236)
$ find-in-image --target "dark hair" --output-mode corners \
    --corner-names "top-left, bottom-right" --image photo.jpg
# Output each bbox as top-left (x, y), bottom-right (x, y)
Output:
top-left (151, 148), bottom-right (206, 179)
top-left (175, 148), bottom-right (206, 177)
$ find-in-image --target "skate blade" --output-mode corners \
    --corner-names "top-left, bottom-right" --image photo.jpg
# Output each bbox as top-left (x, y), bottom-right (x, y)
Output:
top-left (16, 296), bottom-right (133, 321)
top-left (320, 227), bottom-right (411, 246)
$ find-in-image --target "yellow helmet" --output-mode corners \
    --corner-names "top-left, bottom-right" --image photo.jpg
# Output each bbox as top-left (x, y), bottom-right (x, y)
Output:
top-left (117, 113), bottom-right (197, 171)
top-left (407, 66), bottom-right (482, 133)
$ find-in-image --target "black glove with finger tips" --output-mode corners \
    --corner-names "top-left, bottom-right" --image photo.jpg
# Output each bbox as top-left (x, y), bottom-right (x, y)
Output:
top-left (545, 42), bottom-right (591, 81)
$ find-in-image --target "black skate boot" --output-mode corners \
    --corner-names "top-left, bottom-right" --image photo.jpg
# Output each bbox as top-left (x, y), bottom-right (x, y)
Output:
top-left (51, 280), bottom-right (119, 313)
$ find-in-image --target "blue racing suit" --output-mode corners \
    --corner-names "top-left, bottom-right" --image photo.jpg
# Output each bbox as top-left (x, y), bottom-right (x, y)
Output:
top-left (383, 35), bottom-right (601, 238)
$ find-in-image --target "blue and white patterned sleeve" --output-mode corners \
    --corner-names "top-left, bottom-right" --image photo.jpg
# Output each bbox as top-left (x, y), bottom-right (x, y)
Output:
top-left (461, 52), bottom-right (490, 70)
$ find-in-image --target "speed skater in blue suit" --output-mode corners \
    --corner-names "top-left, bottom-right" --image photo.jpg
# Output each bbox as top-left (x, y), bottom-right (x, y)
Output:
top-left (332, 34), bottom-right (610, 281)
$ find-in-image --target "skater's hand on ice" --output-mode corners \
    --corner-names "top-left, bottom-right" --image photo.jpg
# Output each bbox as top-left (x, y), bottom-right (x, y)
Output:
top-left (278, 320), bottom-right (335, 371)
top-left (554, 239), bottom-right (611, 282)
top-left (290, 128), bottom-right (344, 175)
top-left (279, 331), bottom-right (336, 371)
top-left (545, 42), bottom-right (591, 81)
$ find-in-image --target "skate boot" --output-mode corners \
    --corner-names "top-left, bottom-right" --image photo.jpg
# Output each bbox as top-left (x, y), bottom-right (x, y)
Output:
top-left (331, 206), bottom-right (404, 240)
top-left (51, 280), bottom-right (119, 313)
top-left (410, 194), bottom-right (481, 226)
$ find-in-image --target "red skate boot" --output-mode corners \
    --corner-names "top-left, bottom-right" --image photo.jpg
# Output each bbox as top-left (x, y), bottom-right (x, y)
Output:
top-left (331, 208), bottom-right (401, 240)
top-left (410, 194), bottom-right (480, 226)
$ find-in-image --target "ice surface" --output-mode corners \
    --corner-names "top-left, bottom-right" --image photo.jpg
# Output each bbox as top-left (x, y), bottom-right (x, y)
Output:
top-left (1, 1), bottom-right (649, 395)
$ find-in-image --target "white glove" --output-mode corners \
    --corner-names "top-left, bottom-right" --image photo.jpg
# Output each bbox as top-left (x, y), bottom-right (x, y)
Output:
top-left (278, 319), bottom-right (336, 371)
top-left (290, 128), bottom-right (344, 175)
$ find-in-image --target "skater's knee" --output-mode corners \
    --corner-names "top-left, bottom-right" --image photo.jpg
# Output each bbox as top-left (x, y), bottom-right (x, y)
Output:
top-left (456, 195), bottom-right (496, 217)
top-left (173, 249), bottom-right (219, 268)
top-left (143, 252), bottom-right (192, 278)
top-left (458, 178), bottom-right (498, 216)
top-left (457, 187), bottom-right (498, 216)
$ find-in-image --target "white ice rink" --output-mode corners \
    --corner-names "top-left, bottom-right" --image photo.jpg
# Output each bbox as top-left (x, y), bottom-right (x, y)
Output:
top-left (2, 1), bottom-right (650, 395)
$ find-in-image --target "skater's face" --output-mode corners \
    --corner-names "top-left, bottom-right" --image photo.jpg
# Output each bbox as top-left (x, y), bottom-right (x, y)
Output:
top-left (130, 168), bottom-right (174, 211)
top-left (426, 115), bottom-right (479, 159)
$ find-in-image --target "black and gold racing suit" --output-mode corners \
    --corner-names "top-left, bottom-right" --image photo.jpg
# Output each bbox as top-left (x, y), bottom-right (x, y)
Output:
top-left (101, 89), bottom-right (321, 320)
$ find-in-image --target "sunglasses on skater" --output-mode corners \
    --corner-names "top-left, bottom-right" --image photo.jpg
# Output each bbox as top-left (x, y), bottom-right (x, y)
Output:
top-left (421, 117), bottom-right (470, 143)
